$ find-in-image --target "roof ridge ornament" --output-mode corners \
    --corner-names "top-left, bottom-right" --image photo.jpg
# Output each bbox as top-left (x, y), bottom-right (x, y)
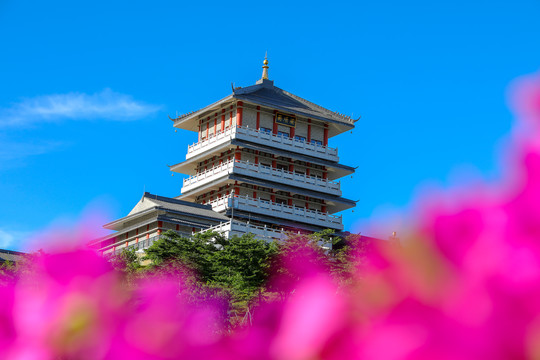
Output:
top-left (261, 52), bottom-right (269, 80)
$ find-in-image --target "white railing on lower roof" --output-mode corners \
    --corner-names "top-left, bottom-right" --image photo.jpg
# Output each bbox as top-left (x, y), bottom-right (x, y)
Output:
top-left (199, 220), bottom-right (287, 241)
top-left (182, 159), bottom-right (341, 195)
top-left (186, 126), bottom-right (339, 161)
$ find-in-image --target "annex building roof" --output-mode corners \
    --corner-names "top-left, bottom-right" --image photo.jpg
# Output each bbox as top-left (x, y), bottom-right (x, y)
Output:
top-left (103, 192), bottom-right (229, 231)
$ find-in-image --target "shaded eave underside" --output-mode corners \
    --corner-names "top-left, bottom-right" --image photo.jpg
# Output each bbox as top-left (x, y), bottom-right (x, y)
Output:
top-left (91, 213), bottom-right (212, 246)
top-left (228, 209), bottom-right (342, 232)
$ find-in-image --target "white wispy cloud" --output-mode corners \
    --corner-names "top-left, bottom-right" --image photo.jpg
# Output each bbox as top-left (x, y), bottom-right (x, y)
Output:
top-left (0, 88), bottom-right (161, 128)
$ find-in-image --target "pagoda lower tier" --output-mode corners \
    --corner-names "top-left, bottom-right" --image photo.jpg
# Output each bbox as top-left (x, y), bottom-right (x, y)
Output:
top-left (205, 193), bottom-right (345, 231)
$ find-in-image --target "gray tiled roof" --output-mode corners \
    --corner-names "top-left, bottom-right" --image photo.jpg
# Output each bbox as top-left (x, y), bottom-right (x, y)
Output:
top-left (142, 193), bottom-right (229, 221)
top-left (233, 81), bottom-right (357, 126)
top-left (172, 79), bottom-right (358, 127)
top-left (0, 249), bottom-right (25, 263)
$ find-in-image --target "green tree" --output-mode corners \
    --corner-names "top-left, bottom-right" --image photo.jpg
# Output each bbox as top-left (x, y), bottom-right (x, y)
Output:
top-left (267, 231), bottom-right (331, 299)
top-left (143, 230), bottom-right (277, 314)
top-left (145, 230), bottom-right (223, 282)
top-left (210, 233), bottom-right (277, 306)
top-left (328, 233), bottom-right (369, 288)
top-left (110, 247), bottom-right (140, 273)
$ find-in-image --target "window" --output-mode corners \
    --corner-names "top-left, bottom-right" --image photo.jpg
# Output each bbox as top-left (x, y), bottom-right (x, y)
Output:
top-left (276, 163), bottom-right (288, 171)
top-left (278, 131), bottom-right (289, 138)
top-left (295, 135), bottom-right (306, 142)
top-left (260, 127), bottom-right (272, 134)
top-left (311, 139), bottom-right (323, 146)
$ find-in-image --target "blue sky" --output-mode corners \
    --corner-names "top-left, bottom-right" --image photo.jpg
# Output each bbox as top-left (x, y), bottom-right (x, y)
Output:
top-left (1, 0), bottom-right (539, 250)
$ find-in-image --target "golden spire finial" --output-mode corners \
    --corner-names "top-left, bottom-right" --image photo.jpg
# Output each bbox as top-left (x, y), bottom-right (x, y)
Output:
top-left (261, 52), bottom-right (269, 80)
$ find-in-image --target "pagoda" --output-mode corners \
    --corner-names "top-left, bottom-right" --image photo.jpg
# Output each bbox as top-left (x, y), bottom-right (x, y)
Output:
top-left (168, 56), bottom-right (357, 240)
top-left (90, 57), bottom-right (358, 255)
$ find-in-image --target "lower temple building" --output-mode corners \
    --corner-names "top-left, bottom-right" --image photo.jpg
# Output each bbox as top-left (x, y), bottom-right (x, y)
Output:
top-left (90, 58), bottom-right (358, 255)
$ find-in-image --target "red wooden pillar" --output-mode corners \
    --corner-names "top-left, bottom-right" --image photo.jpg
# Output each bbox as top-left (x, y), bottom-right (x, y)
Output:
top-left (206, 117), bottom-right (210, 139)
top-left (323, 124), bottom-right (329, 146)
top-left (307, 119), bottom-right (312, 142)
top-left (229, 105), bottom-right (233, 128)
top-left (323, 172), bottom-right (328, 180)
top-left (221, 109), bottom-right (225, 132)
top-left (214, 113), bottom-right (217, 135)
top-left (306, 164), bottom-right (310, 177)
top-left (234, 148), bottom-right (242, 162)
top-left (288, 161), bottom-right (294, 173)
top-left (271, 191), bottom-right (276, 203)
top-left (234, 187), bottom-right (240, 196)
top-left (157, 221), bottom-right (163, 235)
top-left (305, 199), bottom-right (309, 209)
top-left (272, 157), bottom-right (277, 169)
top-left (272, 110), bottom-right (278, 134)
top-left (321, 205), bottom-right (327, 213)
top-left (256, 106), bottom-right (260, 129)
top-left (236, 101), bottom-right (243, 127)
top-left (290, 125), bottom-right (295, 139)
top-left (253, 185), bottom-right (257, 198)
top-left (288, 193), bottom-right (293, 206)
top-left (198, 119), bottom-right (202, 141)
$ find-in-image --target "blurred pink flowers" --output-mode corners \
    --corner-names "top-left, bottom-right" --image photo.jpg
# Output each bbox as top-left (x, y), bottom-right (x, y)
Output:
top-left (0, 250), bottom-right (226, 359)
top-left (2, 70), bottom-right (540, 359)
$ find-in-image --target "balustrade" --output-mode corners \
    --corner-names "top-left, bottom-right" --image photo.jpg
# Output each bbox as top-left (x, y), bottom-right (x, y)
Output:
top-left (205, 195), bottom-right (343, 230)
top-left (182, 159), bottom-right (341, 195)
top-left (199, 220), bottom-right (287, 241)
top-left (186, 126), bottom-right (339, 161)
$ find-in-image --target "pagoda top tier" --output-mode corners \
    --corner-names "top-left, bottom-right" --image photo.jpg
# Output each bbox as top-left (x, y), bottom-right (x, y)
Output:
top-left (170, 59), bottom-right (359, 137)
